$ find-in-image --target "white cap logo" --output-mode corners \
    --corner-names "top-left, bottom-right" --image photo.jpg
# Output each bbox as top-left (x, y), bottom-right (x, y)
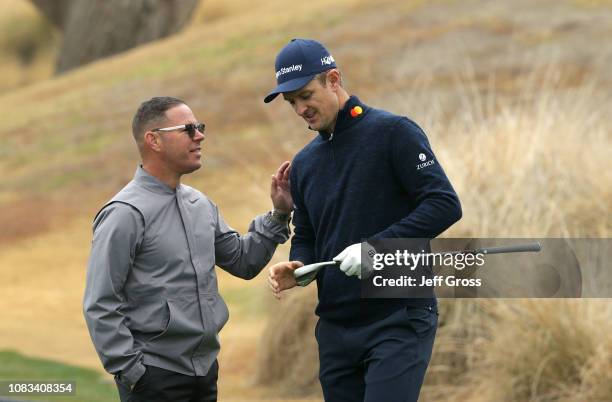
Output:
top-left (419, 153), bottom-right (427, 161)
top-left (321, 55), bottom-right (335, 66)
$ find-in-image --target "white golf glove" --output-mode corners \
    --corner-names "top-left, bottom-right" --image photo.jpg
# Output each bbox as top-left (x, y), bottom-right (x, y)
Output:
top-left (333, 242), bottom-right (375, 279)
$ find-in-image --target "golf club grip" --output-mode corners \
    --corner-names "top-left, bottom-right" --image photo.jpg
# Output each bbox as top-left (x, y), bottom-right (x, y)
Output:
top-left (477, 242), bottom-right (541, 255)
top-left (293, 261), bottom-right (338, 278)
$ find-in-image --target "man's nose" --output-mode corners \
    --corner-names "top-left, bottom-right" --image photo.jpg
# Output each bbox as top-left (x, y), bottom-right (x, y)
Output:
top-left (193, 129), bottom-right (205, 142)
top-left (294, 101), bottom-right (308, 116)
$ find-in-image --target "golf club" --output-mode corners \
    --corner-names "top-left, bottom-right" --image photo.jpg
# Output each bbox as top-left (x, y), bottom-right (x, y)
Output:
top-left (437, 242), bottom-right (542, 256)
top-left (294, 261), bottom-right (339, 286)
top-left (294, 242), bottom-right (542, 286)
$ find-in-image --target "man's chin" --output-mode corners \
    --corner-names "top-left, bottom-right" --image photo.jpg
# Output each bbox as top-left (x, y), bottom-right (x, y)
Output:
top-left (307, 119), bottom-right (332, 133)
top-left (307, 122), bottom-right (322, 131)
top-left (183, 162), bottom-right (202, 174)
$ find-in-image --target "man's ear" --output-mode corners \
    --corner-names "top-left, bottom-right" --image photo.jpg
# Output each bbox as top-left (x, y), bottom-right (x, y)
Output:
top-left (327, 69), bottom-right (342, 89)
top-left (144, 130), bottom-right (162, 152)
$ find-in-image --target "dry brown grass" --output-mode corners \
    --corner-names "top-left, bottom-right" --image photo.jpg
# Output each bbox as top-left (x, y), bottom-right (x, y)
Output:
top-left (254, 287), bottom-right (321, 397)
top-left (423, 300), bottom-right (612, 402)
top-left (399, 57), bottom-right (609, 401)
top-left (431, 66), bottom-right (610, 238)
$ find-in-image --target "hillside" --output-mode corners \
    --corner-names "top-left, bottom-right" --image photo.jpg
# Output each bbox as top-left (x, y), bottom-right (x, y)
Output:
top-left (1, 0), bottom-right (610, 242)
top-left (0, 0), bottom-right (610, 401)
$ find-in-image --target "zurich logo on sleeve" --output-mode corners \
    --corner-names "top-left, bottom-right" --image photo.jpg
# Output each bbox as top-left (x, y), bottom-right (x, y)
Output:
top-left (416, 153), bottom-right (435, 170)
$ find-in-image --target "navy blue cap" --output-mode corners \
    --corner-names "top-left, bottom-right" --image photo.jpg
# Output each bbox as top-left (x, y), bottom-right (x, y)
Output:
top-left (264, 38), bottom-right (337, 103)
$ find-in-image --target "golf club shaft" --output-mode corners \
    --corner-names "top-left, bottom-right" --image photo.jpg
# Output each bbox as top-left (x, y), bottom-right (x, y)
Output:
top-left (476, 242), bottom-right (541, 255)
top-left (435, 242), bottom-right (541, 256)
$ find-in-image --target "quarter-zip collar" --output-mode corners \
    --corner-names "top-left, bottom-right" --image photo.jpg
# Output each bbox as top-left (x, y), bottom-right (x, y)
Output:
top-left (134, 165), bottom-right (177, 195)
top-left (318, 95), bottom-right (369, 141)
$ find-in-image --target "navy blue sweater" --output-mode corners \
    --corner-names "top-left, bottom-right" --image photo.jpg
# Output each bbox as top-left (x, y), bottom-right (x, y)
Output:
top-left (289, 96), bottom-right (462, 325)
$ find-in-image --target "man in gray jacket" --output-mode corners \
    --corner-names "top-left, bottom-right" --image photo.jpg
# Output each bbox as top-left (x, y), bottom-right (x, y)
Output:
top-left (83, 96), bottom-right (292, 402)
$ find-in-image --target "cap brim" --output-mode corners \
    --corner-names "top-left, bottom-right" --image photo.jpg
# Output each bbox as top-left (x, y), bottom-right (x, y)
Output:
top-left (263, 74), bottom-right (316, 103)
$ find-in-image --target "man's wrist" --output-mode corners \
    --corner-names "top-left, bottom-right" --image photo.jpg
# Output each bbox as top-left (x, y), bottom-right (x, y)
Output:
top-left (271, 208), bottom-right (292, 223)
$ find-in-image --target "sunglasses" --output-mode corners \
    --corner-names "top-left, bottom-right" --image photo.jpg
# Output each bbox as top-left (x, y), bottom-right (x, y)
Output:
top-left (152, 122), bottom-right (205, 139)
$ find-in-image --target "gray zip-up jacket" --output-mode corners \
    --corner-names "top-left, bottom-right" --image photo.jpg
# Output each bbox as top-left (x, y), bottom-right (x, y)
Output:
top-left (83, 167), bottom-right (289, 386)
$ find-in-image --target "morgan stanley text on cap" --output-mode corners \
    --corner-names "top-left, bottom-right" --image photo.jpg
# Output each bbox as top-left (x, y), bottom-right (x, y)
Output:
top-left (264, 38), bottom-right (337, 103)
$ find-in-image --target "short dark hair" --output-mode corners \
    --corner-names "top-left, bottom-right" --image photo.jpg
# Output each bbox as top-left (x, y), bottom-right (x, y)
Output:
top-left (315, 69), bottom-right (342, 86)
top-left (316, 71), bottom-right (327, 85)
top-left (132, 96), bottom-right (185, 144)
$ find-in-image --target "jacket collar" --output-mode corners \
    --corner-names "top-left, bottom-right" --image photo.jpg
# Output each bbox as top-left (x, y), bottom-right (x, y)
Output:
top-left (134, 165), bottom-right (176, 195)
top-left (318, 95), bottom-right (368, 140)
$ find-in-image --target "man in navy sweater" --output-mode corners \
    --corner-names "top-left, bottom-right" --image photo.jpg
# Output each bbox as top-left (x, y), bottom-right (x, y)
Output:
top-left (265, 39), bottom-right (462, 402)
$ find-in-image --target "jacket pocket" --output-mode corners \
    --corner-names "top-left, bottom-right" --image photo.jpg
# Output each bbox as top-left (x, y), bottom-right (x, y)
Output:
top-left (144, 297), bottom-right (207, 357)
top-left (125, 299), bottom-right (169, 338)
top-left (148, 301), bottom-right (173, 342)
top-left (201, 293), bottom-right (230, 333)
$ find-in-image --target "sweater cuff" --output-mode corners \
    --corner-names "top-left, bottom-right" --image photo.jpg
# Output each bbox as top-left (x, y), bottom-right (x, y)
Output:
top-left (119, 361), bottom-right (146, 387)
top-left (249, 212), bottom-right (291, 244)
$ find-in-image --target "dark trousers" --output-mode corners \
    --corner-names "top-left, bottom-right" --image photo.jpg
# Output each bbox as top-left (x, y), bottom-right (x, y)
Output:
top-left (115, 361), bottom-right (218, 402)
top-left (316, 306), bottom-right (438, 402)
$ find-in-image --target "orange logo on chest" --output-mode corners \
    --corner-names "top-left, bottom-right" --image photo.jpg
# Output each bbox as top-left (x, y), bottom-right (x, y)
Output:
top-left (350, 106), bottom-right (363, 117)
